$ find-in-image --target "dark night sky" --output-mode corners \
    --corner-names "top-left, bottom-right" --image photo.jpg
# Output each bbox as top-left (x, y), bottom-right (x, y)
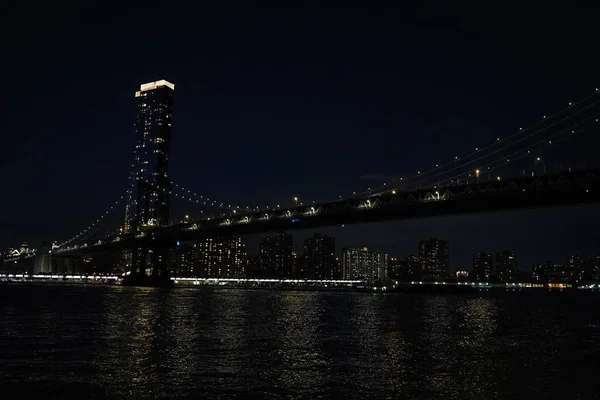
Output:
top-left (2, 2), bottom-right (600, 270)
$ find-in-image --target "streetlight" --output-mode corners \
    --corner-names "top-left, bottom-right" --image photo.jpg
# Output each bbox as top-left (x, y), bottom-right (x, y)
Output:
top-left (294, 197), bottom-right (298, 206)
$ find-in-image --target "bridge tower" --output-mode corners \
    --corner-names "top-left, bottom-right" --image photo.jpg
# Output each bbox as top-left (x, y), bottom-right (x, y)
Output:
top-left (123, 79), bottom-right (175, 233)
top-left (122, 79), bottom-right (175, 286)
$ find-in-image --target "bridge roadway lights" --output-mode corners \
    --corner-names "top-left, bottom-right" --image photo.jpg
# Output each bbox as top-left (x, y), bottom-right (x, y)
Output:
top-left (53, 169), bottom-right (600, 255)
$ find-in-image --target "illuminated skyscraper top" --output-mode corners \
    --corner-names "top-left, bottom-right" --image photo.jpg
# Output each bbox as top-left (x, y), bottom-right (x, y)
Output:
top-left (124, 79), bottom-right (175, 232)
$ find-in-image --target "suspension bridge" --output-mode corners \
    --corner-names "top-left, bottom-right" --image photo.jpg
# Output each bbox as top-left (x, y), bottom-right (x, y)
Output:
top-left (4, 81), bottom-right (600, 286)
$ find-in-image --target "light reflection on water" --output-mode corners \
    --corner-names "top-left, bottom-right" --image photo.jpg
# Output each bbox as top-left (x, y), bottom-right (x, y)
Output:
top-left (1, 285), bottom-right (600, 399)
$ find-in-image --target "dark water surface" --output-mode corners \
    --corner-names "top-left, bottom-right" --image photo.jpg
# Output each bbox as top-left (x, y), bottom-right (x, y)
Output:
top-left (1, 284), bottom-right (600, 399)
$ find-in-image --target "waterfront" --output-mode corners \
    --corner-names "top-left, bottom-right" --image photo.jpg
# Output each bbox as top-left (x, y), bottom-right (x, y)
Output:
top-left (1, 285), bottom-right (600, 399)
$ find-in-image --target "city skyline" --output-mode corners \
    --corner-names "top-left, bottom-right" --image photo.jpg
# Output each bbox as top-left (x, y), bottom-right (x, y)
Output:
top-left (7, 227), bottom-right (595, 279)
top-left (2, 4), bottom-right (600, 271)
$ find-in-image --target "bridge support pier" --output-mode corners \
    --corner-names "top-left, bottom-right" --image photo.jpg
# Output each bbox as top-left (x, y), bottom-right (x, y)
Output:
top-left (149, 244), bottom-right (172, 287)
top-left (123, 242), bottom-right (172, 287)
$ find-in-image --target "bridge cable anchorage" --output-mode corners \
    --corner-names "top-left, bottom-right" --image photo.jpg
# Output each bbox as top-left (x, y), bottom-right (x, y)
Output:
top-left (434, 113), bottom-right (600, 187)
top-left (57, 193), bottom-right (127, 248)
top-left (408, 87), bottom-right (600, 185)
top-left (412, 104), bottom-right (600, 188)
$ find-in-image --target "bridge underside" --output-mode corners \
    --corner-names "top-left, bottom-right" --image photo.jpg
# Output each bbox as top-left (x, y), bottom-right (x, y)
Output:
top-left (53, 169), bottom-right (600, 257)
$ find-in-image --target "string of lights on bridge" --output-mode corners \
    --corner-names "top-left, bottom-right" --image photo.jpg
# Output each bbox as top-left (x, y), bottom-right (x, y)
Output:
top-left (410, 90), bottom-right (598, 182)
top-left (139, 177), bottom-right (288, 217)
top-left (434, 115), bottom-right (600, 188)
top-left (412, 106), bottom-right (600, 188)
top-left (58, 195), bottom-right (125, 247)
top-left (342, 87), bottom-right (600, 198)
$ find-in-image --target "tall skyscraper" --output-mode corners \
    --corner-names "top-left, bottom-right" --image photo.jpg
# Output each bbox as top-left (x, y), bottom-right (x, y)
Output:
top-left (303, 233), bottom-right (335, 279)
top-left (473, 252), bottom-right (493, 280)
top-left (495, 251), bottom-right (518, 282)
top-left (259, 232), bottom-right (293, 278)
top-left (370, 251), bottom-right (388, 280)
top-left (196, 238), bottom-right (224, 278)
top-left (223, 237), bottom-right (248, 278)
top-left (342, 247), bottom-right (369, 279)
top-left (342, 247), bottom-right (387, 280)
top-left (418, 238), bottom-right (450, 279)
top-left (124, 79), bottom-right (175, 233)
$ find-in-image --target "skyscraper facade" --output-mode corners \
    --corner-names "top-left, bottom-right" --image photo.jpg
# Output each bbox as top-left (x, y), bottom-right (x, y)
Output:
top-left (303, 233), bottom-right (335, 279)
top-left (418, 238), bottom-right (450, 279)
top-left (342, 247), bottom-right (369, 279)
top-left (223, 237), bottom-right (248, 278)
top-left (473, 252), bottom-right (493, 280)
top-left (341, 247), bottom-right (388, 280)
top-left (495, 251), bottom-right (518, 282)
top-left (124, 79), bottom-right (175, 233)
top-left (169, 243), bottom-right (197, 277)
top-left (259, 232), bottom-right (293, 278)
top-left (196, 237), bottom-right (248, 278)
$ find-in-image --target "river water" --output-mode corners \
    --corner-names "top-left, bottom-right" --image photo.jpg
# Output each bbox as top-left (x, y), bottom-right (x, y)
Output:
top-left (1, 284), bottom-right (599, 399)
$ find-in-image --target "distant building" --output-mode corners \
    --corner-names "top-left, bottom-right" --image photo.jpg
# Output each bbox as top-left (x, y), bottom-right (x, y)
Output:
top-left (197, 238), bottom-right (225, 278)
top-left (567, 254), bottom-right (583, 283)
top-left (387, 257), bottom-right (408, 279)
top-left (418, 238), bottom-right (449, 279)
top-left (196, 237), bottom-right (247, 278)
top-left (223, 237), bottom-right (248, 278)
top-left (291, 251), bottom-right (307, 279)
top-left (303, 233), bottom-right (335, 279)
top-left (590, 255), bottom-right (600, 282)
top-left (406, 255), bottom-right (421, 278)
top-left (169, 243), bottom-right (197, 277)
top-left (387, 257), bottom-right (400, 279)
top-left (371, 252), bottom-right (388, 280)
top-left (473, 252), bottom-right (493, 280)
top-left (342, 247), bottom-right (387, 280)
top-left (495, 251), bottom-right (518, 282)
top-left (260, 232), bottom-right (293, 278)
top-left (334, 257), bottom-right (342, 279)
top-left (342, 247), bottom-right (369, 279)
top-left (532, 261), bottom-right (571, 283)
